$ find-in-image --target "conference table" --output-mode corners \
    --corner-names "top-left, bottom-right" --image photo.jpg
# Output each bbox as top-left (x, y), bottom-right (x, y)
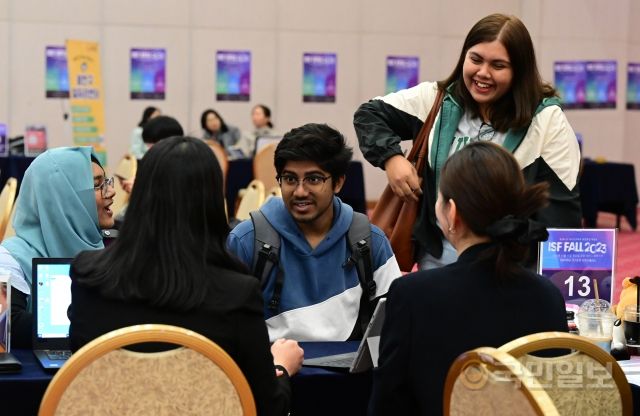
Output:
top-left (0, 342), bottom-right (371, 416)
top-left (580, 159), bottom-right (639, 230)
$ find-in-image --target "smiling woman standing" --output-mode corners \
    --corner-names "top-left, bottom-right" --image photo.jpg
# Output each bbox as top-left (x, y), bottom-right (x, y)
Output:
top-left (354, 13), bottom-right (581, 270)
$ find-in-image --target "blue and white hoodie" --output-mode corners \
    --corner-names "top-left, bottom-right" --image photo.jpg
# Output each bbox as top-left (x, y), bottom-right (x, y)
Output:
top-left (227, 197), bottom-right (401, 342)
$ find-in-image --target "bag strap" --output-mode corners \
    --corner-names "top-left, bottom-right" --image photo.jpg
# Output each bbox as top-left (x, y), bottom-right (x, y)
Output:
top-left (250, 210), bottom-right (284, 311)
top-left (343, 212), bottom-right (375, 337)
top-left (406, 88), bottom-right (445, 177)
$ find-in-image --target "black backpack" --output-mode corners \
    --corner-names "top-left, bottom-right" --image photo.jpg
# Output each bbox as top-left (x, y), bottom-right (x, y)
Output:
top-left (249, 210), bottom-right (377, 337)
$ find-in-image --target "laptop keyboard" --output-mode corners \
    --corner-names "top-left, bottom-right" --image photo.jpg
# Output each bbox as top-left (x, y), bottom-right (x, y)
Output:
top-left (46, 350), bottom-right (71, 360)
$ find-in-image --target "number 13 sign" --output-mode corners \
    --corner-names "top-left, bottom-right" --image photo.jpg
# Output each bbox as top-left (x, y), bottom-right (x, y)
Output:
top-left (538, 229), bottom-right (617, 306)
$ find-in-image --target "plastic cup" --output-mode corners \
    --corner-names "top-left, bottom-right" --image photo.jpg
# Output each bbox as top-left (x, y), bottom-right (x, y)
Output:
top-left (577, 311), bottom-right (615, 352)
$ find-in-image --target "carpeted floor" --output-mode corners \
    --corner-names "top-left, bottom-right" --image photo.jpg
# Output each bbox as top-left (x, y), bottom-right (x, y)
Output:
top-left (597, 210), bottom-right (640, 303)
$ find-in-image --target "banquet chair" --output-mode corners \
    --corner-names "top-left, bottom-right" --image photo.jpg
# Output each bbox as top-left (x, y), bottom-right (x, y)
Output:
top-left (443, 347), bottom-right (559, 416)
top-left (0, 178), bottom-right (17, 241)
top-left (205, 139), bottom-right (229, 180)
top-left (499, 331), bottom-right (632, 416)
top-left (39, 324), bottom-right (256, 416)
top-left (111, 154), bottom-right (138, 217)
top-left (263, 186), bottom-right (282, 205)
top-left (253, 143), bottom-right (278, 191)
top-left (235, 179), bottom-right (265, 221)
top-left (1, 202), bottom-right (17, 241)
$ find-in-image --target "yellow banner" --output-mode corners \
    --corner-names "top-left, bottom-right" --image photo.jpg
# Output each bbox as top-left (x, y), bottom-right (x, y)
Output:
top-left (66, 39), bottom-right (107, 164)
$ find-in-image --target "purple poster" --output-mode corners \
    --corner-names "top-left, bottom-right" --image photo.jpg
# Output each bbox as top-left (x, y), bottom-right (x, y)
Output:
top-left (538, 229), bottom-right (617, 306)
top-left (586, 60), bottom-right (617, 109)
top-left (554, 61), bottom-right (587, 109)
top-left (627, 63), bottom-right (640, 110)
top-left (386, 56), bottom-right (419, 94)
top-left (45, 46), bottom-right (69, 98)
top-left (303, 53), bottom-right (336, 103)
top-left (0, 123), bottom-right (7, 157)
top-left (130, 48), bottom-right (166, 100)
top-left (216, 51), bottom-right (251, 102)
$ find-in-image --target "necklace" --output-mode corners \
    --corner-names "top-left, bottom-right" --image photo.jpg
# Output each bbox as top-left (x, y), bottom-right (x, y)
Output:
top-left (476, 121), bottom-right (496, 141)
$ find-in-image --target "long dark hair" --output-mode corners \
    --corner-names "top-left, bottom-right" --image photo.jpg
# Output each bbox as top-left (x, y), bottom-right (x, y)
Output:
top-left (200, 109), bottom-right (229, 135)
top-left (74, 137), bottom-right (247, 310)
top-left (254, 104), bottom-right (273, 129)
top-left (439, 142), bottom-right (549, 279)
top-left (437, 13), bottom-right (556, 131)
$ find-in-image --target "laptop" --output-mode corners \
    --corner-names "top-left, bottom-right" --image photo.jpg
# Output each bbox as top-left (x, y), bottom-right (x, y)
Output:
top-left (302, 298), bottom-right (386, 373)
top-left (31, 258), bottom-right (73, 371)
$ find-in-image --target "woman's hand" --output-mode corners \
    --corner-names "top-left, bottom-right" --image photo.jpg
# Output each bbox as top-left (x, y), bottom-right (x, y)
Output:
top-left (271, 338), bottom-right (304, 376)
top-left (384, 155), bottom-right (422, 202)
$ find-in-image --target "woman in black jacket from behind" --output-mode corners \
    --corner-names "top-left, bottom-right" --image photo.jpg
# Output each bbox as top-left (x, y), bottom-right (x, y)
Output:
top-left (68, 136), bottom-right (303, 416)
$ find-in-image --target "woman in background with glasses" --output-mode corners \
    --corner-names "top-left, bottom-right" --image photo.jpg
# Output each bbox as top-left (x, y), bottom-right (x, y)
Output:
top-left (68, 137), bottom-right (303, 416)
top-left (354, 13), bottom-right (581, 270)
top-left (0, 147), bottom-right (115, 347)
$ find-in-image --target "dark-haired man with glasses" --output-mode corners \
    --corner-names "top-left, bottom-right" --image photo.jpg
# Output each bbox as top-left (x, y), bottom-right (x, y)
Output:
top-left (228, 123), bottom-right (400, 342)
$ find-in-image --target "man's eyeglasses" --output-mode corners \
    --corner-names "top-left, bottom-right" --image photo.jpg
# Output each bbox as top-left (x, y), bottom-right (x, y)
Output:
top-left (277, 174), bottom-right (332, 190)
top-left (94, 177), bottom-right (115, 197)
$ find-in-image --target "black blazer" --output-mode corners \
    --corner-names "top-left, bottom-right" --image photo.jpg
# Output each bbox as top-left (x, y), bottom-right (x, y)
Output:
top-left (68, 250), bottom-right (291, 416)
top-left (369, 243), bottom-right (568, 416)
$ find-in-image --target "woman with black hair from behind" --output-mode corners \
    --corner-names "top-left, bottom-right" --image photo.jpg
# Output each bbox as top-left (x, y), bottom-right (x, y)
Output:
top-left (369, 142), bottom-right (568, 416)
top-left (68, 136), bottom-right (303, 416)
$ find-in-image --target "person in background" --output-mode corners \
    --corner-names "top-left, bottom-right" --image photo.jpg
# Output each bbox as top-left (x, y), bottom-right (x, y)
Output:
top-left (115, 115), bottom-right (184, 225)
top-left (130, 106), bottom-right (160, 159)
top-left (228, 123), bottom-right (401, 342)
top-left (354, 13), bottom-right (581, 270)
top-left (200, 108), bottom-right (242, 157)
top-left (235, 104), bottom-right (276, 157)
top-left (368, 142), bottom-right (568, 416)
top-left (0, 147), bottom-right (115, 347)
top-left (68, 137), bottom-right (302, 416)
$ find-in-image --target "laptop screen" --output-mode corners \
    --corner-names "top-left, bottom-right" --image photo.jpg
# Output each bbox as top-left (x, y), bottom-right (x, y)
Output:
top-left (34, 260), bottom-right (72, 339)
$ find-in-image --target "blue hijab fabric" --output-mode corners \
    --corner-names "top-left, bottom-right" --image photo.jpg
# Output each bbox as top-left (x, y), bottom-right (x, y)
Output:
top-left (1, 147), bottom-right (103, 285)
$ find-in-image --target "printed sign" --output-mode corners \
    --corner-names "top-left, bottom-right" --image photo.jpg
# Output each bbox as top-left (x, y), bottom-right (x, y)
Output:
top-left (24, 125), bottom-right (47, 157)
top-left (538, 228), bottom-right (616, 306)
top-left (554, 61), bottom-right (587, 109)
top-left (130, 48), bottom-right (166, 100)
top-left (45, 46), bottom-right (69, 98)
top-left (386, 56), bottom-right (419, 94)
top-left (216, 50), bottom-right (251, 101)
top-left (627, 63), bottom-right (640, 110)
top-left (66, 39), bottom-right (107, 164)
top-left (303, 53), bottom-right (336, 103)
top-left (0, 123), bottom-right (7, 157)
top-left (586, 60), bottom-right (617, 109)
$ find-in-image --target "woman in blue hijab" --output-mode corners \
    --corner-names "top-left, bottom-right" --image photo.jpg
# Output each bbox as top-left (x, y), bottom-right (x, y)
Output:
top-left (0, 146), bottom-right (115, 347)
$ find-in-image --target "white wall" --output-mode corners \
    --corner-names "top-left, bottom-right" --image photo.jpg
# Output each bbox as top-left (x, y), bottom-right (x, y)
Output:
top-left (0, 0), bottom-right (638, 200)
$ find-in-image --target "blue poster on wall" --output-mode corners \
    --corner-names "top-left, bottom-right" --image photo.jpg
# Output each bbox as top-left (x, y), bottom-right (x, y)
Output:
top-left (45, 46), bottom-right (69, 98)
top-left (0, 123), bottom-right (7, 157)
top-left (130, 48), bottom-right (166, 100)
top-left (386, 56), bottom-right (419, 94)
top-left (627, 63), bottom-right (640, 110)
top-left (216, 50), bottom-right (251, 102)
top-left (554, 61), bottom-right (587, 109)
top-left (303, 53), bottom-right (337, 103)
top-left (586, 60), bottom-right (617, 109)
top-left (538, 228), bottom-right (617, 306)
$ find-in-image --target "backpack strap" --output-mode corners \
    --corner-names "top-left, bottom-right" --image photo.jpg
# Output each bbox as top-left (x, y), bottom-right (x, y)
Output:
top-left (250, 210), bottom-right (284, 312)
top-left (343, 212), bottom-right (376, 337)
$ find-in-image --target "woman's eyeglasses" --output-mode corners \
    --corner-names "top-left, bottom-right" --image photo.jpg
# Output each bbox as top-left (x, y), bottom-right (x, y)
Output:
top-left (94, 177), bottom-right (115, 197)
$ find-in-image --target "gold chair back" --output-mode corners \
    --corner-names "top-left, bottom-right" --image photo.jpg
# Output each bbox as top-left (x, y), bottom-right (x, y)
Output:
top-left (0, 178), bottom-right (17, 241)
top-left (444, 347), bottom-right (559, 416)
top-left (235, 179), bottom-right (265, 221)
top-left (263, 186), bottom-right (282, 206)
top-left (111, 154), bottom-right (138, 217)
top-left (39, 324), bottom-right (256, 416)
top-left (253, 143), bottom-right (278, 191)
top-left (205, 140), bottom-right (229, 181)
top-left (499, 331), bottom-right (632, 416)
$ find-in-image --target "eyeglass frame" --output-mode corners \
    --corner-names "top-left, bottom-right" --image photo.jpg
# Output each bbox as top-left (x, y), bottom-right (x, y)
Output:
top-left (94, 176), bottom-right (115, 198)
top-left (276, 174), bottom-right (333, 190)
